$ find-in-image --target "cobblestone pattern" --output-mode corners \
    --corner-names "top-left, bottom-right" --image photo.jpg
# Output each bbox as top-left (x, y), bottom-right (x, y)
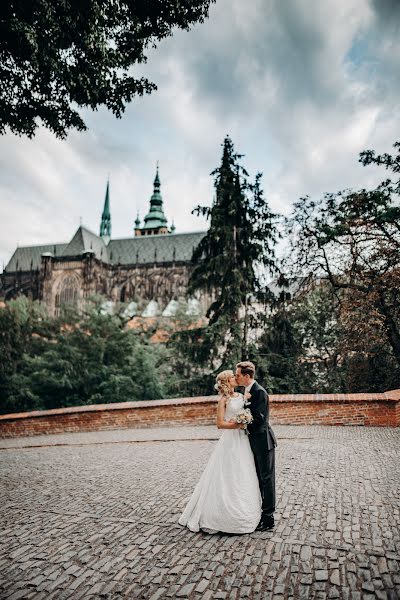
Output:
top-left (0, 425), bottom-right (399, 599)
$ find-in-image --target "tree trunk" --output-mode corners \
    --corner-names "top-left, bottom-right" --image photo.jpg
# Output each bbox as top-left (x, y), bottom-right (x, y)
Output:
top-left (242, 293), bottom-right (248, 359)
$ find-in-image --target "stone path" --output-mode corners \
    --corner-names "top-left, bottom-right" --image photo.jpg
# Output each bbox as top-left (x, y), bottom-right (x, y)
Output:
top-left (0, 424), bottom-right (399, 599)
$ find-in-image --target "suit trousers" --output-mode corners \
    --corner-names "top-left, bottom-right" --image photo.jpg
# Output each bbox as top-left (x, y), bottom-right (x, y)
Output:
top-left (248, 431), bottom-right (276, 516)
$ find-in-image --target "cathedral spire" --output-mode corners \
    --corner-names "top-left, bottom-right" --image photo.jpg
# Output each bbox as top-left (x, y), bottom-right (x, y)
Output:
top-left (100, 179), bottom-right (111, 244)
top-left (141, 163), bottom-right (169, 235)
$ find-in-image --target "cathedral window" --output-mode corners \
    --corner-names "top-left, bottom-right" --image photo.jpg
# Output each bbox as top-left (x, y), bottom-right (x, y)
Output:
top-left (55, 275), bottom-right (79, 315)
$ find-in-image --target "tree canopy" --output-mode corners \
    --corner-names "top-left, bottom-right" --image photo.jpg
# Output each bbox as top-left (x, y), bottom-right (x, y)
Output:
top-left (0, 0), bottom-right (214, 138)
top-left (0, 296), bottom-right (169, 414)
top-left (286, 140), bottom-right (400, 368)
top-left (169, 136), bottom-right (279, 388)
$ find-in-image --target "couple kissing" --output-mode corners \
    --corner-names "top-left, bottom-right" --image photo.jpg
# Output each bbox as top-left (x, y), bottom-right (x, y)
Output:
top-left (179, 361), bottom-right (277, 534)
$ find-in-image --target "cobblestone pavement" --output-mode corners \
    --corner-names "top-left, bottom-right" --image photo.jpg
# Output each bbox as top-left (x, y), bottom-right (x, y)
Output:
top-left (1, 425), bottom-right (399, 599)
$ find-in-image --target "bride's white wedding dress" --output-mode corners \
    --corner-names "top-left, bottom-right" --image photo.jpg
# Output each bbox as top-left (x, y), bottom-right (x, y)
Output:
top-left (178, 393), bottom-right (262, 534)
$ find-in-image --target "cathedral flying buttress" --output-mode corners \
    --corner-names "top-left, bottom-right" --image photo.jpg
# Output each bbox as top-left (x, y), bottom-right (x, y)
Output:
top-left (1, 166), bottom-right (208, 319)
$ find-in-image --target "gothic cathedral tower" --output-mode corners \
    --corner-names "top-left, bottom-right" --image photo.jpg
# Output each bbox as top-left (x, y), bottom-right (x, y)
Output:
top-left (134, 165), bottom-right (175, 236)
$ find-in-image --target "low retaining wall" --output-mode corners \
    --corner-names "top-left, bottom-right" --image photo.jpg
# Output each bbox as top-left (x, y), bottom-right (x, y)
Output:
top-left (271, 390), bottom-right (400, 427)
top-left (0, 389), bottom-right (399, 438)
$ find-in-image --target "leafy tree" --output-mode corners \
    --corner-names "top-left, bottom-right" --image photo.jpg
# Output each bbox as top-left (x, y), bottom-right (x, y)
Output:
top-left (290, 283), bottom-right (345, 392)
top-left (0, 301), bottom-right (29, 406)
top-left (335, 283), bottom-right (400, 391)
top-left (253, 279), bottom-right (400, 394)
top-left (0, 296), bottom-right (53, 412)
top-left (254, 282), bottom-right (345, 393)
top-left (253, 309), bottom-right (302, 394)
top-left (286, 140), bottom-right (400, 372)
top-left (0, 0), bottom-right (214, 138)
top-left (0, 297), bottom-right (169, 414)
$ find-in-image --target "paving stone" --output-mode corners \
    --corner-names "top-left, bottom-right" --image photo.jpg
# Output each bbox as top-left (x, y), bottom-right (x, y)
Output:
top-left (0, 424), bottom-right (399, 600)
top-left (148, 588), bottom-right (167, 600)
top-left (330, 569), bottom-right (340, 585)
top-left (362, 581), bottom-right (376, 592)
top-left (7, 590), bottom-right (33, 600)
top-left (176, 583), bottom-right (195, 597)
top-left (196, 579), bottom-right (210, 593)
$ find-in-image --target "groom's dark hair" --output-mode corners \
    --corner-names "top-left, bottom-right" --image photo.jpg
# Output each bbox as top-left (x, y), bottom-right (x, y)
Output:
top-left (236, 361), bottom-right (255, 377)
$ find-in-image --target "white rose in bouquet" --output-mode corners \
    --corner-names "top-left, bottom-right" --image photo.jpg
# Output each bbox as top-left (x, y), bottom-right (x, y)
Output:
top-left (235, 408), bottom-right (253, 435)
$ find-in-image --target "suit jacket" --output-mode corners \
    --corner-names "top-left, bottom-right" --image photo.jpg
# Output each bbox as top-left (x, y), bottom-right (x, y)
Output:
top-left (246, 380), bottom-right (277, 449)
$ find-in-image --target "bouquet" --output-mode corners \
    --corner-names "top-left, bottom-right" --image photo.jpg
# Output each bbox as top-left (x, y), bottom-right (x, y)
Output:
top-left (235, 408), bottom-right (253, 435)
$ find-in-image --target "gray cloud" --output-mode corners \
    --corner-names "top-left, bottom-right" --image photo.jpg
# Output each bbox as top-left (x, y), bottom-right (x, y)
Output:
top-left (0, 0), bottom-right (399, 271)
top-left (370, 0), bottom-right (400, 23)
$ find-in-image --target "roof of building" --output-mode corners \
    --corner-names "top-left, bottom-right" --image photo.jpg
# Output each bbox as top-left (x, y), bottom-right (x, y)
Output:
top-left (4, 228), bottom-right (206, 271)
top-left (107, 231), bottom-right (206, 265)
top-left (5, 243), bottom-right (68, 271)
top-left (61, 226), bottom-right (108, 262)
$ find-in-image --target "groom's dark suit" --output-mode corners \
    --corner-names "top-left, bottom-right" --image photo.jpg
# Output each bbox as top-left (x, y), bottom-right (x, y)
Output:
top-left (246, 381), bottom-right (277, 517)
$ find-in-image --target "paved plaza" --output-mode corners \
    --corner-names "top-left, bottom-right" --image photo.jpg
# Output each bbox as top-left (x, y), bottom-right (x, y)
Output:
top-left (0, 424), bottom-right (399, 599)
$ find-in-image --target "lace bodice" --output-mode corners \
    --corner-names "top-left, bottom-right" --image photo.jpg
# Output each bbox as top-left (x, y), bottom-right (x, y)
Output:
top-left (224, 394), bottom-right (245, 421)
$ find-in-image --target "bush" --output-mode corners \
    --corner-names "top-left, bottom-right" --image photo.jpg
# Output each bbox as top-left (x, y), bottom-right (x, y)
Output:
top-left (0, 297), bottom-right (169, 414)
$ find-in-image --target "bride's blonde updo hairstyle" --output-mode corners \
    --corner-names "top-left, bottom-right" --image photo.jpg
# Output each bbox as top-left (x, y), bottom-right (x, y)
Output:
top-left (214, 369), bottom-right (235, 398)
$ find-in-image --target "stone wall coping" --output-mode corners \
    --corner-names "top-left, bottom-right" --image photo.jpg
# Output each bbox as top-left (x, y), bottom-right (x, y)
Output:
top-left (0, 389), bottom-right (399, 421)
top-left (272, 389), bottom-right (400, 402)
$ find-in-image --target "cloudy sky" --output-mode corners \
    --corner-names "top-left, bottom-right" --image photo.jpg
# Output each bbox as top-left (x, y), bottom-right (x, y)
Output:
top-left (1, 0), bottom-right (399, 270)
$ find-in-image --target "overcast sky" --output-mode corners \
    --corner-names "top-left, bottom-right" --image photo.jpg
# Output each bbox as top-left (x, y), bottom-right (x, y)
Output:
top-left (1, 0), bottom-right (399, 271)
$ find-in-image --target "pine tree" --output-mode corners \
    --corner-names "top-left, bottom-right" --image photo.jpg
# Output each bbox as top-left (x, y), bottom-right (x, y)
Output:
top-left (170, 136), bottom-right (279, 382)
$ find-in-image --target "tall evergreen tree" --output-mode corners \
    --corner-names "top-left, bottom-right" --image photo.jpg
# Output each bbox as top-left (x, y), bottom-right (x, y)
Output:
top-left (170, 136), bottom-right (279, 384)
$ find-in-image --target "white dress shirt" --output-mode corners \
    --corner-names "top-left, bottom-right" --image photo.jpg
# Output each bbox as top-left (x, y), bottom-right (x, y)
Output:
top-left (245, 380), bottom-right (255, 395)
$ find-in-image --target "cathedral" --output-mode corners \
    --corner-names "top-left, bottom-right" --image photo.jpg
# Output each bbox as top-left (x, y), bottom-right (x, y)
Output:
top-left (1, 168), bottom-right (208, 317)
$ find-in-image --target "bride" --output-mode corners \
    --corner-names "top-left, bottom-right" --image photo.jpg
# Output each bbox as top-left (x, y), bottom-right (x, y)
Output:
top-left (178, 369), bottom-right (262, 534)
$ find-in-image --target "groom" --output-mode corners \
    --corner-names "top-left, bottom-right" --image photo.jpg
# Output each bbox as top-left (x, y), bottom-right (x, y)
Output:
top-left (235, 361), bottom-right (277, 531)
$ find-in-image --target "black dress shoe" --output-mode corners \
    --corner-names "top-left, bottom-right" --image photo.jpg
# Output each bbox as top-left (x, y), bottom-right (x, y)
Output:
top-left (256, 516), bottom-right (274, 531)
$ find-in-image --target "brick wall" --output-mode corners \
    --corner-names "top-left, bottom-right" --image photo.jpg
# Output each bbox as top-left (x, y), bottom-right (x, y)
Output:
top-left (0, 390), bottom-right (399, 438)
